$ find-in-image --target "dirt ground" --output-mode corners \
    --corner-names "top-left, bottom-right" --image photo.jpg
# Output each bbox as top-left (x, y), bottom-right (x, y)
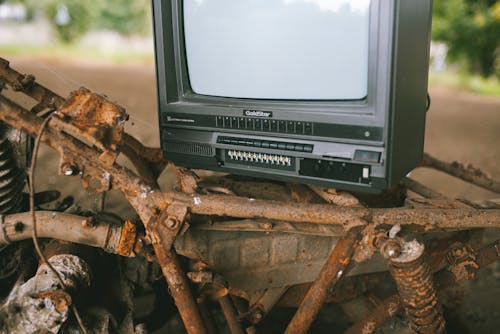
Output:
top-left (3, 57), bottom-right (500, 333)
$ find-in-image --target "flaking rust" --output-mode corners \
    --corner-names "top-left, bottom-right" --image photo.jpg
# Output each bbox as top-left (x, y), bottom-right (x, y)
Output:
top-left (0, 57), bottom-right (499, 334)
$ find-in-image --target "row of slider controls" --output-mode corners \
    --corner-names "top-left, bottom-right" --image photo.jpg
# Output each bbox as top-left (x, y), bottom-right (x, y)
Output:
top-left (218, 136), bottom-right (313, 153)
top-left (227, 150), bottom-right (292, 166)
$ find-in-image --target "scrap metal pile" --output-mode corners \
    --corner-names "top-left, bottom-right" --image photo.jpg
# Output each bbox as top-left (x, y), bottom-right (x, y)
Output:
top-left (0, 57), bottom-right (499, 334)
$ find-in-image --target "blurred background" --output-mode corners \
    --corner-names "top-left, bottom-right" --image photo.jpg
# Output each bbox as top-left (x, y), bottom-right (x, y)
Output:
top-left (0, 0), bottom-right (499, 333)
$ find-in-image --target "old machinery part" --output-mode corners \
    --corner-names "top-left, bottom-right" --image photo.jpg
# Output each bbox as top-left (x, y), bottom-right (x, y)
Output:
top-left (381, 238), bottom-right (446, 334)
top-left (0, 249), bottom-right (91, 334)
top-left (284, 226), bottom-right (363, 334)
top-left (0, 211), bottom-right (140, 257)
top-left (0, 124), bottom-right (30, 294)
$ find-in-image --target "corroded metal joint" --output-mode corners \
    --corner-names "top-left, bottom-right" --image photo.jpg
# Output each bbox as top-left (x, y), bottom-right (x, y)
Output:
top-left (445, 242), bottom-right (479, 281)
top-left (382, 239), bottom-right (446, 334)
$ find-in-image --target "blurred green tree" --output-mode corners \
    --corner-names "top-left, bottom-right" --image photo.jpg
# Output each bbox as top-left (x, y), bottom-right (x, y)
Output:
top-left (93, 0), bottom-right (151, 36)
top-left (433, 0), bottom-right (500, 78)
top-left (38, 0), bottom-right (94, 43)
top-left (10, 0), bottom-right (151, 43)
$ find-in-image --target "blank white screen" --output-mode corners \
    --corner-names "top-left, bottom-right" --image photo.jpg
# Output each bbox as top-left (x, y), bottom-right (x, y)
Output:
top-left (184, 0), bottom-right (371, 100)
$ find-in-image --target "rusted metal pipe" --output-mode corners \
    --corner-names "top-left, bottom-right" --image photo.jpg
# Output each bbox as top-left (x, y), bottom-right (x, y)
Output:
top-left (421, 153), bottom-right (500, 194)
top-left (381, 239), bottom-right (446, 334)
top-left (0, 58), bottom-right (65, 111)
top-left (277, 271), bottom-right (391, 308)
top-left (154, 248), bottom-right (208, 334)
top-left (343, 294), bottom-right (401, 334)
top-left (284, 226), bottom-right (363, 334)
top-left (168, 192), bottom-right (500, 231)
top-left (0, 211), bottom-right (135, 256)
top-left (219, 295), bottom-right (246, 334)
top-left (401, 177), bottom-right (445, 199)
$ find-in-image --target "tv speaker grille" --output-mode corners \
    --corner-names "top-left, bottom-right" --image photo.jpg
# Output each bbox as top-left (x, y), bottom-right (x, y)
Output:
top-left (165, 142), bottom-right (214, 157)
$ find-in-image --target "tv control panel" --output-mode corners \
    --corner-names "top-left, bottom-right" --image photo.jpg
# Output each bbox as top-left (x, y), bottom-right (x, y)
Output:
top-left (163, 112), bottom-right (384, 142)
top-left (161, 127), bottom-right (386, 193)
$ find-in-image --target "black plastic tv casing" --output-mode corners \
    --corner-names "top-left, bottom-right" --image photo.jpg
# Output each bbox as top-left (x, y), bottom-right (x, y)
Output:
top-left (152, 0), bottom-right (433, 193)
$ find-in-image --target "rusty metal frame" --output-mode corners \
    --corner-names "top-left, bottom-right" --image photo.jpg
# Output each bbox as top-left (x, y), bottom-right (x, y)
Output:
top-left (1, 58), bottom-right (499, 334)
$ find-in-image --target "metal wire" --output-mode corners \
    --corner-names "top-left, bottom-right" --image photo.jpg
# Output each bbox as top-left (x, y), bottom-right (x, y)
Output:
top-left (29, 114), bottom-right (89, 334)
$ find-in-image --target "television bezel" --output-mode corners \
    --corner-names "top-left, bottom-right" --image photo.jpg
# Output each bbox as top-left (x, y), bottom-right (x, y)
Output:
top-left (153, 0), bottom-right (395, 133)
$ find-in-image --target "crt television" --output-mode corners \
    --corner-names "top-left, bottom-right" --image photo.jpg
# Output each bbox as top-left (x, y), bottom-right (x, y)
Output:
top-left (153, 0), bottom-right (433, 193)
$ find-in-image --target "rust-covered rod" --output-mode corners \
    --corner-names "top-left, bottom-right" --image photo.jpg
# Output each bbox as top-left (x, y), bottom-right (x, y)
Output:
top-left (155, 249), bottom-right (208, 334)
top-left (422, 153), bottom-right (500, 194)
top-left (0, 58), bottom-right (65, 110)
top-left (168, 192), bottom-right (500, 231)
top-left (343, 294), bottom-right (401, 334)
top-left (219, 295), bottom-right (246, 334)
top-left (401, 177), bottom-right (445, 199)
top-left (284, 226), bottom-right (363, 334)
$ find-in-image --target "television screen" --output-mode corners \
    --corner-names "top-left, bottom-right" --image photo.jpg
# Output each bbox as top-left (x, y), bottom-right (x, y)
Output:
top-left (184, 0), bottom-right (371, 100)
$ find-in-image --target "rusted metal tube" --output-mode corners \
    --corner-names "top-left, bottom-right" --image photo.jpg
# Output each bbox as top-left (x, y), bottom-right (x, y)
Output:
top-left (401, 177), bottom-right (444, 199)
top-left (343, 294), bottom-right (401, 334)
top-left (277, 271), bottom-right (391, 308)
top-left (219, 295), bottom-right (246, 334)
top-left (0, 211), bottom-right (130, 255)
top-left (284, 226), bottom-right (363, 334)
top-left (169, 192), bottom-right (500, 230)
top-left (382, 239), bottom-right (446, 334)
top-left (0, 58), bottom-right (66, 110)
top-left (422, 153), bottom-right (500, 194)
top-left (154, 249), bottom-right (208, 334)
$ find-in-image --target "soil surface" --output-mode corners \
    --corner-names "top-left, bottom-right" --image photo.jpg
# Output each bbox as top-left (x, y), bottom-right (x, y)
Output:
top-left (3, 57), bottom-right (500, 333)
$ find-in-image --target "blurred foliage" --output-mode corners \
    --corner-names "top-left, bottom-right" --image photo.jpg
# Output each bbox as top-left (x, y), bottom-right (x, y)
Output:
top-left (4, 0), bottom-right (151, 43)
top-left (433, 0), bottom-right (500, 78)
top-left (93, 0), bottom-right (151, 36)
top-left (38, 0), bottom-right (93, 43)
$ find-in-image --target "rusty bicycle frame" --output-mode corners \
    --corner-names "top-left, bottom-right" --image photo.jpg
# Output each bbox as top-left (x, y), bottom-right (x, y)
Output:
top-left (0, 57), bottom-right (499, 334)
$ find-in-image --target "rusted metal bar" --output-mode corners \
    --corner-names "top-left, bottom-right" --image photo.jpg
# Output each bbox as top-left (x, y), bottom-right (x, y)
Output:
top-left (284, 226), bottom-right (363, 334)
top-left (197, 298), bottom-right (220, 334)
top-left (380, 239), bottom-right (445, 334)
top-left (0, 211), bottom-right (137, 256)
top-left (145, 204), bottom-right (208, 334)
top-left (308, 184), bottom-right (362, 207)
top-left (277, 272), bottom-right (391, 308)
top-left (219, 295), bottom-right (246, 334)
top-left (343, 294), bottom-right (401, 334)
top-left (422, 153), bottom-right (500, 194)
top-left (0, 58), bottom-right (65, 111)
top-left (200, 176), bottom-right (296, 202)
top-left (401, 177), bottom-right (445, 199)
top-left (167, 192), bottom-right (500, 231)
top-left (153, 248), bottom-right (208, 334)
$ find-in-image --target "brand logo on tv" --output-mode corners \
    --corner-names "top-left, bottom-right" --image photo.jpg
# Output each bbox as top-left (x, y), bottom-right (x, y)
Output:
top-left (244, 110), bottom-right (272, 118)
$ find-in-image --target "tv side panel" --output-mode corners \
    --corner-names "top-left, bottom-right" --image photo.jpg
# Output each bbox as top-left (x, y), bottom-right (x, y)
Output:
top-left (388, 0), bottom-right (433, 186)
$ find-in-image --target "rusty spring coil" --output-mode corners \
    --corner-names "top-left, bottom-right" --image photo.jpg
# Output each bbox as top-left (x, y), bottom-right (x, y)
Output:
top-left (389, 253), bottom-right (446, 334)
top-left (0, 135), bottom-right (25, 213)
top-left (0, 131), bottom-right (27, 282)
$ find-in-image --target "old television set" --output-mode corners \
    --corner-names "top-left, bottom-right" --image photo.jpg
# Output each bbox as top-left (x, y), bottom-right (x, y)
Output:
top-left (152, 0), bottom-right (433, 193)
